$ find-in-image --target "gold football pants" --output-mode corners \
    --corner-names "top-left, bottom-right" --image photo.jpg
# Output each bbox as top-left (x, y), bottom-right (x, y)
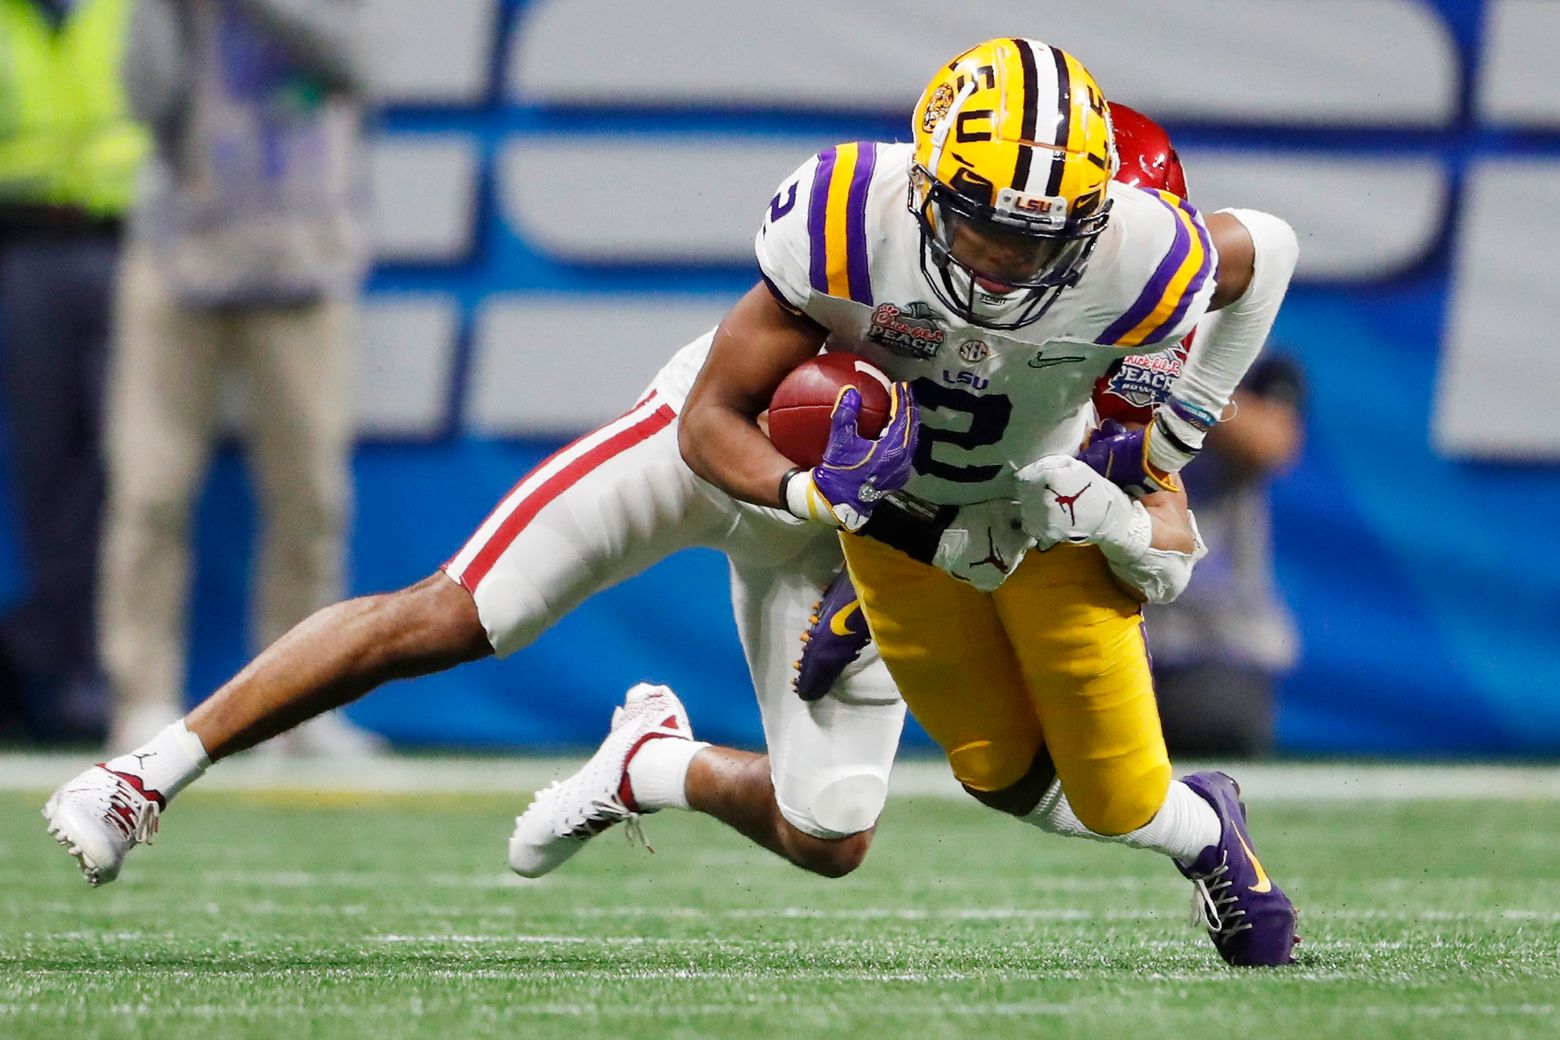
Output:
top-left (840, 534), bottom-right (1171, 835)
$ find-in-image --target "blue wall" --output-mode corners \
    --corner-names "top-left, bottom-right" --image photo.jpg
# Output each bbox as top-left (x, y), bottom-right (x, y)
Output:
top-left (17, 0), bottom-right (1560, 753)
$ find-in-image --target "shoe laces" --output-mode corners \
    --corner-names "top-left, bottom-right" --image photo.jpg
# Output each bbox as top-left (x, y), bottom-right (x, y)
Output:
top-left (533, 778), bottom-right (654, 853)
top-left (521, 690), bottom-right (679, 853)
top-left (97, 774), bottom-right (160, 846)
top-left (1187, 850), bottom-right (1252, 940)
top-left (623, 814), bottom-right (654, 855)
top-left (133, 801), bottom-right (160, 845)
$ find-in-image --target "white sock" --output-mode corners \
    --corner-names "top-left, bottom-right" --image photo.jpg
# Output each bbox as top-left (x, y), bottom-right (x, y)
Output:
top-left (103, 721), bottom-right (211, 803)
top-left (625, 736), bottom-right (709, 811)
top-left (1023, 778), bottom-right (1219, 863)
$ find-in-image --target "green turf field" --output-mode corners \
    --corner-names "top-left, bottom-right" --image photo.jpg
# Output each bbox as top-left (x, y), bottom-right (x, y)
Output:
top-left (3, 763), bottom-right (1558, 1040)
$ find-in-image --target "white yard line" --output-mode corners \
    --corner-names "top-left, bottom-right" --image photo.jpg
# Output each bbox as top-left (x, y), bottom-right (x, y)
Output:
top-left (0, 753), bottom-right (1555, 800)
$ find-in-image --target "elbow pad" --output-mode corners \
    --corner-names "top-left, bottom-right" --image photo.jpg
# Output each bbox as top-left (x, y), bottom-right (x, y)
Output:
top-left (1102, 509), bottom-right (1208, 605)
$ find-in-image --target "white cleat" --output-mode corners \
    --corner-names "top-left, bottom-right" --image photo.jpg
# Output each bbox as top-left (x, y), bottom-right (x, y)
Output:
top-left (508, 683), bottom-right (692, 878)
top-left (41, 765), bottom-right (163, 887)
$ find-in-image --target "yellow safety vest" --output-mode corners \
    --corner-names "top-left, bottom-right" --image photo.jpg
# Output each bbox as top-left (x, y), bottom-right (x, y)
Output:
top-left (0, 0), bottom-right (145, 216)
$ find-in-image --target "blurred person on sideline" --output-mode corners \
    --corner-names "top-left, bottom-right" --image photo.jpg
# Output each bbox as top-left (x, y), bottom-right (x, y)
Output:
top-left (1146, 354), bottom-right (1305, 757)
top-left (0, 0), bottom-right (144, 741)
top-left (101, 0), bottom-right (378, 753)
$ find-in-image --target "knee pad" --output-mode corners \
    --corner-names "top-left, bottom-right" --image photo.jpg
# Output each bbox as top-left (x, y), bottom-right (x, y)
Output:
top-left (778, 772), bottom-right (888, 840)
top-left (959, 746), bottom-right (1057, 817)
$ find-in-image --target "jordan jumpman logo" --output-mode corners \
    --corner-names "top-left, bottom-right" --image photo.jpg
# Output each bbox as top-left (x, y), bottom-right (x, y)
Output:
top-left (973, 528), bottom-right (1009, 574)
top-left (1051, 482), bottom-right (1092, 525)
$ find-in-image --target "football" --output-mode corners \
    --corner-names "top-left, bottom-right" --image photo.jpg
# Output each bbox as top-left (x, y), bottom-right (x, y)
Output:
top-left (767, 352), bottom-right (892, 467)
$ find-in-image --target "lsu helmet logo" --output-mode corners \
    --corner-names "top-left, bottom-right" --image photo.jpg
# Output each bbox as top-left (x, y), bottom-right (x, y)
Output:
top-left (921, 83), bottom-right (955, 134)
top-left (996, 187), bottom-right (1068, 232)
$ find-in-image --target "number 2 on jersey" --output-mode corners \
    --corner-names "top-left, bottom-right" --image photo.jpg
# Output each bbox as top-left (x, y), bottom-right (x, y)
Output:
top-left (908, 378), bottom-right (1012, 483)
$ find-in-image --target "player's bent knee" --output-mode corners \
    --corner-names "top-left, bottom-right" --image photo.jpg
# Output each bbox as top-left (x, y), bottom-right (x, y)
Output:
top-left (1069, 764), bottom-right (1172, 836)
top-left (959, 747), bottom-right (1057, 817)
top-left (375, 574), bottom-right (493, 673)
top-left (778, 773), bottom-right (888, 845)
top-left (945, 740), bottom-right (1040, 802)
top-left (778, 825), bottom-right (875, 878)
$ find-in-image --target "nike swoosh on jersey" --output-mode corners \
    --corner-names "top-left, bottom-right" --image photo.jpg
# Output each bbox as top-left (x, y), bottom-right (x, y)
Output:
top-left (829, 599), bottom-right (865, 637)
top-left (1026, 353), bottom-right (1087, 369)
top-left (1236, 830), bottom-right (1273, 893)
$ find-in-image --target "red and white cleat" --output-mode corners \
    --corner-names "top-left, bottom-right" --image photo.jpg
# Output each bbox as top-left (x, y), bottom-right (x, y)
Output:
top-left (508, 683), bottom-right (693, 878)
top-left (42, 765), bottom-right (164, 887)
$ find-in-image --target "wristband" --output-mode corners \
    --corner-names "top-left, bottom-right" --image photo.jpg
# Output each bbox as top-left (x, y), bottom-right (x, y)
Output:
top-left (1152, 412), bottom-right (1201, 458)
top-left (783, 469), bottom-right (842, 528)
top-left (778, 467), bottom-right (804, 509)
top-left (1165, 396), bottom-right (1218, 434)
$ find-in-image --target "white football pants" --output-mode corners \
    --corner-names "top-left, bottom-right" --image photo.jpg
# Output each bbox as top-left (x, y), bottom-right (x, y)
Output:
top-left (443, 391), bottom-right (903, 839)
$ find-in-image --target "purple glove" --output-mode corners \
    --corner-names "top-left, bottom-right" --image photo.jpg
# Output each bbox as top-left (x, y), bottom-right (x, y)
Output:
top-left (785, 383), bottom-right (919, 530)
top-left (1077, 418), bottom-right (1183, 497)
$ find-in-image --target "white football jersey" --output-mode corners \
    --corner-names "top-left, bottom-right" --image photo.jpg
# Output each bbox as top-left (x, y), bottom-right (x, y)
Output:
top-left (753, 141), bottom-right (1217, 506)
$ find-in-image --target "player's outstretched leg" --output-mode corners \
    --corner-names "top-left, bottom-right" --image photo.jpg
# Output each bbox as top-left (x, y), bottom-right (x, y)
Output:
top-left (42, 722), bottom-right (209, 886)
top-left (1177, 770), bottom-right (1299, 966)
top-left (508, 683), bottom-right (707, 878)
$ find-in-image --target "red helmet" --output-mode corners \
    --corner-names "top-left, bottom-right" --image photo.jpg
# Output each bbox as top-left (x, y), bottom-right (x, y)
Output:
top-left (1108, 102), bottom-right (1187, 198)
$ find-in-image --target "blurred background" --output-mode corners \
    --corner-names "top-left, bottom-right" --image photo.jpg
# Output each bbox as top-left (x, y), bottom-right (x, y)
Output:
top-left (2, 0), bottom-right (1557, 756)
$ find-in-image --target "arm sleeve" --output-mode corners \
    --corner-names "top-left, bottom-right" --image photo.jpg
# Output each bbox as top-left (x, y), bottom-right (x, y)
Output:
top-left (1148, 208), bottom-right (1299, 473)
top-left (233, 0), bottom-right (366, 95)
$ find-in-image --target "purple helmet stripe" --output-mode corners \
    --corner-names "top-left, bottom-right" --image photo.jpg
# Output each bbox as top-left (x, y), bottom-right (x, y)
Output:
top-left (1097, 192), bottom-right (1192, 344)
top-left (1140, 197), bottom-right (1214, 344)
top-left (844, 142), bottom-right (877, 305)
top-left (807, 148), bottom-right (838, 294)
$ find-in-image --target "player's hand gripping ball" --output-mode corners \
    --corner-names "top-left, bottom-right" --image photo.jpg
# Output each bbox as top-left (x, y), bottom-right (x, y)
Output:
top-left (767, 352), bottom-right (892, 467)
top-left (770, 354), bottom-right (918, 531)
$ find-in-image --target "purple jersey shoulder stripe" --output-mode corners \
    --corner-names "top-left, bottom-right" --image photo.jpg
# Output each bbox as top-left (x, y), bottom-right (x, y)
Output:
top-left (807, 148), bottom-right (838, 294)
top-left (1097, 191), bottom-right (1192, 345)
top-left (1140, 197), bottom-right (1214, 344)
top-left (844, 142), bottom-right (877, 305)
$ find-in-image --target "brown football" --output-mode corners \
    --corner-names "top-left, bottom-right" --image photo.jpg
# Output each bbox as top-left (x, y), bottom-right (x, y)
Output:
top-left (767, 352), bottom-right (892, 467)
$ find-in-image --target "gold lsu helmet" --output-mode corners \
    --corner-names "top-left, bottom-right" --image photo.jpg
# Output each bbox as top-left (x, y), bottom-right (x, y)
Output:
top-left (910, 38), bottom-right (1118, 329)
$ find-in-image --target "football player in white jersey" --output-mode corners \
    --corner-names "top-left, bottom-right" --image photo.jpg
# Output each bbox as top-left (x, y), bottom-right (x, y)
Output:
top-left (675, 39), bottom-right (1300, 966)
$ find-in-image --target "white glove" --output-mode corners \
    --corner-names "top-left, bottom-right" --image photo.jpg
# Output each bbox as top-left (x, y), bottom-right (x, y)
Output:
top-left (1014, 455), bottom-right (1151, 558)
top-left (931, 499), bottom-right (1033, 592)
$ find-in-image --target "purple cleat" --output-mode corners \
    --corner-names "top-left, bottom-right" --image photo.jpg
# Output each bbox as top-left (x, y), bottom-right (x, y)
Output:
top-left (793, 567), bottom-right (871, 702)
top-left (1178, 771), bottom-right (1300, 967)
